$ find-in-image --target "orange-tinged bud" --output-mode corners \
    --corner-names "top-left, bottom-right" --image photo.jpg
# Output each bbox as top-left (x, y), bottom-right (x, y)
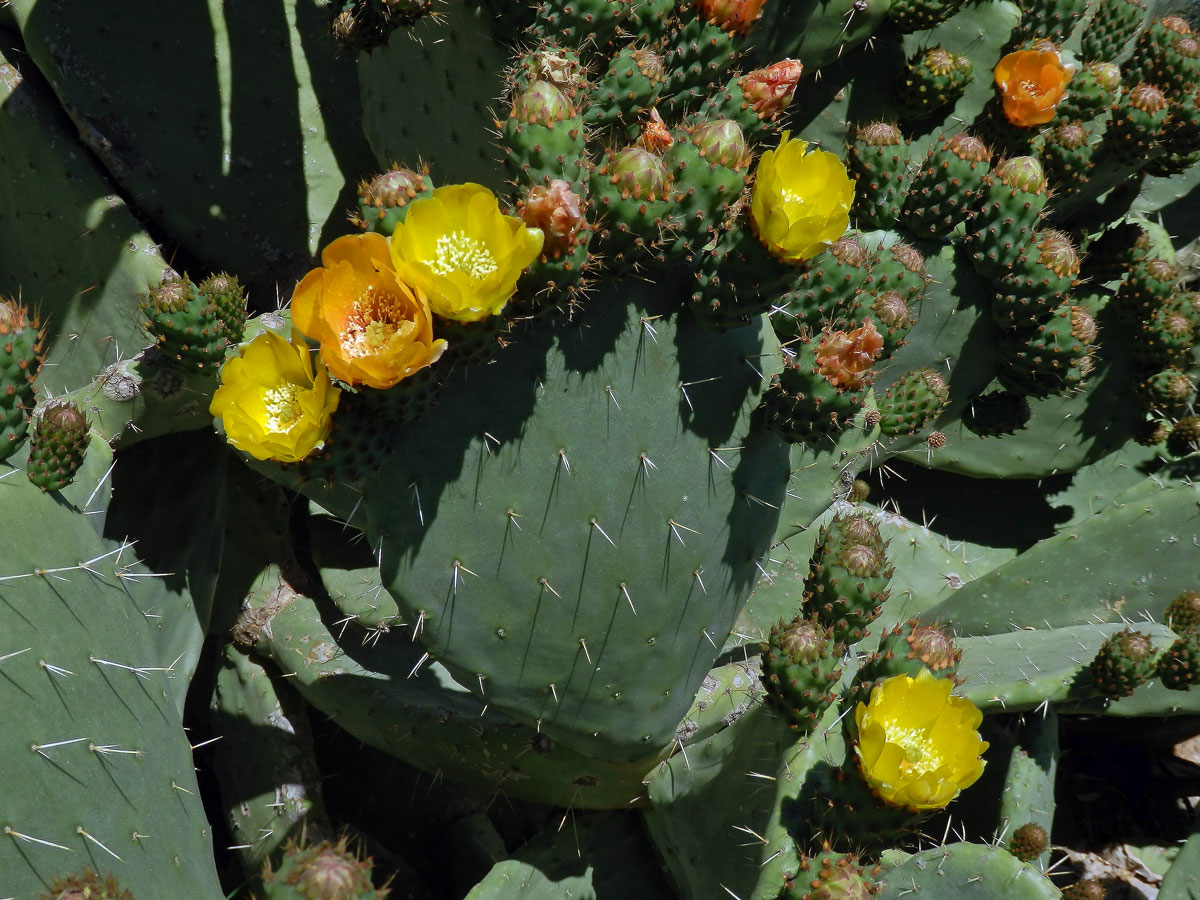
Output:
top-left (739, 60), bottom-right (803, 121)
top-left (639, 108), bottom-right (674, 155)
top-left (815, 320), bottom-right (884, 391)
top-left (698, 0), bottom-right (769, 34)
top-left (521, 180), bottom-right (586, 256)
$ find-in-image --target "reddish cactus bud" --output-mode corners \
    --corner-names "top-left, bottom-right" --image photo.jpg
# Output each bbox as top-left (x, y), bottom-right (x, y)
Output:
top-left (698, 0), bottom-right (769, 34)
top-left (520, 180), bottom-right (586, 256)
top-left (738, 60), bottom-right (803, 121)
top-left (639, 108), bottom-right (675, 155)
top-left (815, 320), bottom-right (884, 391)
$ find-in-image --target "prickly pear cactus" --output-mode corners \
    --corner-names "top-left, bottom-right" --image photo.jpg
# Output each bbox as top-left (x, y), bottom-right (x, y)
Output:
top-left (4, 0), bottom-right (1200, 897)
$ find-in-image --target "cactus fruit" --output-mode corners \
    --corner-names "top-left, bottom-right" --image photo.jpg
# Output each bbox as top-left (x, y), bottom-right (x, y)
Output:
top-left (962, 389), bottom-right (1032, 436)
top-left (1008, 822), bottom-right (1049, 862)
top-left (1079, 0), bottom-right (1147, 62)
top-left (1166, 591), bottom-right (1200, 633)
top-left (966, 155), bottom-right (1049, 279)
top-left (857, 619), bottom-right (961, 694)
top-left (783, 846), bottom-right (878, 899)
top-left (901, 132), bottom-right (992, 238)
top-left (1166, 415), bottom-right (1200, 457)
top-left (847, 122), bottom-right (912, 230)
top-left (805, 513), bottom-right (894, 644)
top-left (1055, 62), bottom-right (1122, 121)
top-left (1062, 879), bottom-right (1108, 900)
top-left (1089, 629), bottom-right (1163, 700)
top-left (0, 296), bottom-right (44, 461)
top-left (1103, 83), bottom-right (1170, 164)
top-left (991, 229), bottom-right (1081, 329)
top-left (894, 47), bottom-right (974, 121)
top-left (39, 870), bottom-right (136, 900)
top-left (353, 166), bottom-right (434, 236)
top-left (886, 0), bottom-right (966, 33)
top-left (761, 616), bottom-right (844, 733)
top-left (1158, 629), bottom-right (1200, 691)
top-left (141, 273), bottom-right (247, 370)
top-left (260, 836), bottom-right (388, 900)
top-left (26, 400), bottom-right (89, 492)
top-left (1038, 121), bottom-right (1097, 197)
top-left (774, 233), bottom-right (873, 338)
top-left (875, 367), bottom-right (948, 437)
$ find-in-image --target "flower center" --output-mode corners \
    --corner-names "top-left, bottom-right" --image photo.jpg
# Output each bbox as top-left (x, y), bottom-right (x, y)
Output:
top-left (340, 286), bottom-right (409, 359)
top-left (1019, 78), bottom-right (1048, 97)
top-left (263, 384), bottom-right (303, 433)
top-left (429, 230), bottom-right (497, 280)
top-left (885, 724), bottom-right (944, 777)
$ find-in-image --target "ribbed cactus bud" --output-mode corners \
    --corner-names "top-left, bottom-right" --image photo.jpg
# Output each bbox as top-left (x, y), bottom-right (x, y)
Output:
top-left (785, 847), bottom-right (878, 900)
top-left (1134, 301), bottom-right (1194, 367)
top-left (963, 389), bottom-right (1031, 437)
top-left (27, 400), bottom-right (89, 492)
top-left (1158, 629), bottom-right (1200, 691)
top-left (876, 367), bottom-right (949, 436)
top-left (41, 869), bottom-right (135, 900)
top-left (761, 616), bottom-right (844, 733)
top-left (1113, 255), bottom-right (1180, 324)
top-left (354, 166), bottom-right (433, 235)
top-left (734, 59), bottom-right (803, 125)
top-left (690, 118), bottom-right (751, 169)
top-left (762, 338), bottom-right (874, 444)
top-left (1008, 823), bottom-right (1049, 862)
top-left (993, 229), bottom-right (1080, 329)
top-left (848, 122), bottom-right (912, 229)
top-left (805, 512), bottom-right (894, 644)
top-left (0, 295), bottom-right (44, 461)
top-left (995, 155), bottom-right (1046, 193)
top-left (815, 320), bottom-right (884, 392)
top-left (866, 241), bottom-right (929, 305)
top-left (698, 0), bottom-right (768, 34)
top-left (894, 46), bottom-right (974, 120)
top-left (1126, 15), bottom-right (1200, 95)
top-left (1166, 415), bottom-right (1200, 457)
top-left (1167, 590), bottom-right (1200, 633)
top-left (521, 180), bottom-right (586, 257)
top-left (1089, 628), bottom-right (1162, 700)
top-left (261, 836), bottom-right (386, 900)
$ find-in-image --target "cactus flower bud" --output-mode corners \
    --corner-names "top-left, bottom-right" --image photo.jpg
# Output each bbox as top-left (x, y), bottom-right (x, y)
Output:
top-left (605, 147), bottom-right (670, 201)
top-left (27, 400), bottom-right (89, 492)
top-left (638, 108), bottom-right (675, 155)
top-left (521, 180), bottom-right (586, 255)
top-left (690, 118), bottom-right (751, 169)
top-left (738, 59), bottom-right (803, 121)
top-left (995, 155), bottom-right (1047, 193)
top-left (698, 0), bottom-right (769, 34)
top-left (511, 80), bottom-right (576, 127)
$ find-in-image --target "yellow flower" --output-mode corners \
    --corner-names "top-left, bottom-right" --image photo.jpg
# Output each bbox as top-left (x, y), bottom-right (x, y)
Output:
top-left (389, 183), bottom-right (545, 323)
top-left (854, 669), bottom-right (988, 810)
top-left (210, 329), bottom-right (340, 463)
top-left (292, 232), bottom-right (446, 389)
top-left (750, 132), bottom-right (854, 263)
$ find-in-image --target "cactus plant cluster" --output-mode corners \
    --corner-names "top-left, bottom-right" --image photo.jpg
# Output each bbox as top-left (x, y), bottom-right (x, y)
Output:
top-left (3, 0), bottom-right (1200, 897)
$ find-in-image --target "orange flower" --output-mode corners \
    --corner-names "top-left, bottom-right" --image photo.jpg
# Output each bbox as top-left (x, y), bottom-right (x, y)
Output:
top-left (993, 49), bottom-right (1073, 127)
top-left (291, 232), bottom-right (446, 390)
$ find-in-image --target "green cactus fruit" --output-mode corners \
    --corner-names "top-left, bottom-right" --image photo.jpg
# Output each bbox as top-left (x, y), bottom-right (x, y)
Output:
top-left (666, 118), bottom-right (751, 256)
top-left (501, 79), bottom-right (588, 191)
top-left (1079, 0), bottom-right (1147, 62)
top-left (260, 836), bottom-right (387, 900)
top-left (1008, 822), bottom-right (1050, 862)
top-left (774, 233), bottom-right (873, 340)
top-left (1125, 15), bottom-right (1200, 94)
top-left (1056, 62), bottom-right (1122, 121)
top-left (705, 59), bottom-right (804, 144)
top-left (963, 389), bottom-right (1032, 436)
top-left (847, 122), bottom-right (913, 230)
top-left (760, 616), bottom-right (844, 733)
top-left (26, 400), bottom-right (89, 492)
top-left (1061, 879), bottom-right (1107, 900)
top-left (1135, 367), bottom-right (1195, 414)
top-left (590, 144), bottom-right (678, 269)
top-left (1133, 300), bottom-right (1195, 367)
top-left (353, 166), bottom-right (434, 236)
top-left (864, 242), bottom-right (929, 306)
top-left (855, 620), bottom-right (961, 702)
top-left (991, 229), bottom-right (1081, 329)
top-left (584, 46), bottom-right (665, 128)
top-left (1149, 91), bottom-right (1200, 174)
top-left (997, 304), bottom-right (1097, 398)
top-left (806, 763), bottom-right (920, 852)
top-left (141, 274), bottom-right (246, 370)
top-left (688, 223), bottom-right (793, 330)
top-left (1158, 629), bottom-right (1200, 691)
top-left (1180, 292), bottom-right (1200, 330)
top-left (329, 0), bottom-right (435, 53)
top-left (966, 155), bottom-right (1049, 280)
top-left (1103, 82), bottom-right (1170, 164)
top-left (0, 296), bottom-right (44, 461)
top-left (1166, 414), bottom-right (1200, 457)
top-left (885, 0), bottom-right (966, 33)
top-left (39, 869), bottom-right (136, 900)
top-left (784, 847), bottom-right (878, 900)
top-left (761, 321), bottom-right (883, 444)
top-left (509, 43), bottom-right (590, 104)
top-left (1167, 591), bottom-right (1200, 632)
top-left (901, 132), bottom-right (993, 238)
top-left (1038, 120), bottom-right (1097, 197)
top-left (531, 0), bottom-right (628, 50)
top-left (875, 367), bottom-right (948, 437)
top-left (867, 289), bottom-right (916, 355)
top-left (1089, 628), bottom-right (1162, 700)
top-left (1081, 219), bottom-right (1152, 283)
top-left (1132, 416), bottom-right (1170, 446)
top-left (1112, 255), bottom-right (1178, 324)
top-left (805, 512), bottom-right (894, 644)
top-left (894, 46), bottom-right (974, 121)
top-left (1009, 0), bottom-right (1088, 46)
top-left (512, 179), bottom-right (593, 311)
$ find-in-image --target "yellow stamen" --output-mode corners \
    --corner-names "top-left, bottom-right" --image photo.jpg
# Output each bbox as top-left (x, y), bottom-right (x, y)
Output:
top-left (262, 384), bottom-right (303, 433)
top-left (429, 230), bottom-right (498, 280)
top-left (885, 724), bottom-right (944, 777)
top-left (339, 286), bottom-right (409, 360)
